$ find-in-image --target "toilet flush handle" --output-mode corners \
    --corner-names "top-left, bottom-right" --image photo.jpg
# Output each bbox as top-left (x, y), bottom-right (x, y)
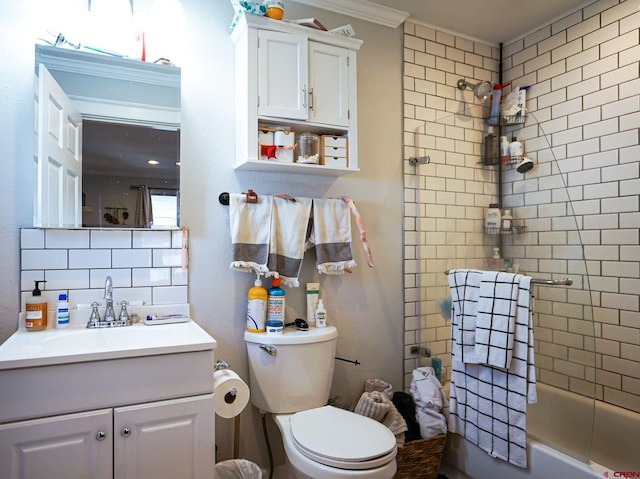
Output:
top-left (259, 345), bottom-right (277, 356)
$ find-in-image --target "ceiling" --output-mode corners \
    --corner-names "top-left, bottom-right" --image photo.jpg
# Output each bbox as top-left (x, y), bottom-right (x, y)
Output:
top-left (365, 0), bottom-right (592, 44)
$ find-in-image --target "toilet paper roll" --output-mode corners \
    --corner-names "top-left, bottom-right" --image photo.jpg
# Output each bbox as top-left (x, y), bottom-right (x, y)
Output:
top-left (213, 369), bottom-right (250, 418)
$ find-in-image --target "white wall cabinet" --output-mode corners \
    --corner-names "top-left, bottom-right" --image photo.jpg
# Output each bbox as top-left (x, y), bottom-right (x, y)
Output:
top-left (232, 13), bottom-right (362, 176)
top-left (0, 395), bottom-right (214, 479)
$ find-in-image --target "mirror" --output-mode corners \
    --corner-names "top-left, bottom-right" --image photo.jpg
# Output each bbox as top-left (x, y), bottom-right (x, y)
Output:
top-left (34, 44), bottom-right (181, 228)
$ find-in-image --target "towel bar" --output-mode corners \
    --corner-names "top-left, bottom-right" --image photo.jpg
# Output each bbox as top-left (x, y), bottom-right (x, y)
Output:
top-left (443, 270), bottom-right (572, 286)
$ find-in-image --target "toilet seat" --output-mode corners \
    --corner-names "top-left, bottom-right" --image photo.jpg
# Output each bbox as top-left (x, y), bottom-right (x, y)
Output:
top-left (290, 406), bottom-right (397, 470)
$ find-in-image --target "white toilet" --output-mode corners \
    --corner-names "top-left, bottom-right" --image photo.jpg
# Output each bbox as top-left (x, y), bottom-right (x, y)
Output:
top-left (245, 326), bottom-right (397, 479)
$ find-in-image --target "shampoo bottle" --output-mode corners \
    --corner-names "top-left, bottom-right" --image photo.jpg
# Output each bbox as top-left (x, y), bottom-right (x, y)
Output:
top-left (247, 274), bottom-right (267, 332)
top-left (267, 275), bottom-right (285, 330)
top-left (315, 299), bottom-right (327, 328)
top-left (485, 204), bottom-right (502, 231)
top-left (56, 293), bottom-right (70, 329)
top-left (509, 137), bottom-right (523, 159)
top-left (500, 136), bottom-right (510, 164)
top-left (25, 280), bottom-right (47, 332)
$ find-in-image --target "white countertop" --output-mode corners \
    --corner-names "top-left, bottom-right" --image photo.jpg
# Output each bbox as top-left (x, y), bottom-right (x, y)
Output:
top-left (0, 316), bottom-right (216, 370)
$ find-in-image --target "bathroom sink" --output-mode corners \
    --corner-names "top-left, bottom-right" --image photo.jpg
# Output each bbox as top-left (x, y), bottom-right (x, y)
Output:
top-left (0, 318), bottom-right (216, 369)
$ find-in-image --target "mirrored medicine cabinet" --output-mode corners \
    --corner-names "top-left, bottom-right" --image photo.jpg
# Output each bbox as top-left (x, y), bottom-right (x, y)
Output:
top-left (34, 44), bottom-right (181, 229)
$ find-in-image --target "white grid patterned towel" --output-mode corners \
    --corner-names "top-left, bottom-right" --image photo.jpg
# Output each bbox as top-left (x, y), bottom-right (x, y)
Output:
top-left (448, 269), bottom-right (483, 364)
top-left (229, 194), bottom-right (272, 275)
top-left (475, 271), bottom-right (521, 368)
top-left (267, 196), bottom-right (312, 287)
top-left (449, 274), bottom-right (536, 468)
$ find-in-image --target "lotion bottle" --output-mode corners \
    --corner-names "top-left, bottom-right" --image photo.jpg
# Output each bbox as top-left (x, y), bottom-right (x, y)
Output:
top-left (502, 209), bottom-right (513, 232)
top-left (56, 293), bottom-right (70, 329)
top-left (485, 204), bottom-right (502, 232)
top-left (315, 299), bottom-right (327, 328)
top-left (25, 280), bottom-right (48, 332)
top-left (247, 274), bottom-right (267, 332)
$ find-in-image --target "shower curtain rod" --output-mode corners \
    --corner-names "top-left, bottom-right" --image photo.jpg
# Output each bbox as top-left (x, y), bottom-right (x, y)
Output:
top-left (443, 270), bottom-right (573, 286)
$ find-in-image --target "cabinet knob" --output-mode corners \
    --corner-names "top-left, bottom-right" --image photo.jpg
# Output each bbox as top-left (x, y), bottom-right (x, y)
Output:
top-left (96, 430), bottom-right (107, 441)
top-left (121, 427), bottom-right (132, 437)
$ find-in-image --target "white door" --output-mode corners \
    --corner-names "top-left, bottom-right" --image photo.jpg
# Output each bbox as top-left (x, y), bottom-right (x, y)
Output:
top-left (308, 42), bottom-right (350, 127)
top-left (35, 64), bottom-right (82, 227)
top-left (114, 394), bottom-right (214, 479)
top-left (257, 30), bottom-right (308, 120)
top-left (0, 409), bottom-right (113, 479)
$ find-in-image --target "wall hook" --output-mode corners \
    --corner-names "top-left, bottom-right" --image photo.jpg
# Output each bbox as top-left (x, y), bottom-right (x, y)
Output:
top-left (408, 156), bottom-right (430, 166)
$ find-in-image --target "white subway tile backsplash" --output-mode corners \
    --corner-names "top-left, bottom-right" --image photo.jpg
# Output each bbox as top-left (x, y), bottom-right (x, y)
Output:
top-left (132, 230), bottom-right (172, 249)
top-left (21, 229), bottom-right (44, 249)
top-left (153, 249), bottom-right (182, 267)
top-left (69, 249), bottom-right (111, 269)
top-left (89, 269), bottom-right (132, 288)
top-left (601, 30), bottom-right (639, 57)
top-left (45, 269), bottom-right (90, 290)
top-left (113, 249), bottom-right (152, 268)
top-left (153, 286), bottom-right (188, 305)
top-left (22, 249), bottom-right (68, 270)
top-left (45, 229), bottom-right (90, 249)
top-left (133, 268), bottom-right (171, 287)
top-left (91, 230), bottom-right (132, 249)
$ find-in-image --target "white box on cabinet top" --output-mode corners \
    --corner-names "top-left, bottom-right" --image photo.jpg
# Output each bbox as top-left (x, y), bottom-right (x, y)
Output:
top-left (231, 13), bottom-right (362, 176)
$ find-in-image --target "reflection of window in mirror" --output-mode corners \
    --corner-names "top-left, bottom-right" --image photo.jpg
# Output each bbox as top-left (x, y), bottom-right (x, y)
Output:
top-left (150, 189), bottom-right (179, 228)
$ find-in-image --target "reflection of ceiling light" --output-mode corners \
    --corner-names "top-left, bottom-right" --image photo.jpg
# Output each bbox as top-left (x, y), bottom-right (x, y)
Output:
top-left (147, 160), bottom-right (159, 165)
top-left (176, 161), bottom-right (181, 166)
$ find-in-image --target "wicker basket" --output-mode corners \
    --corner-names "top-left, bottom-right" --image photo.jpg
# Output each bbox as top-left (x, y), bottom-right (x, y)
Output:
top-left (394, 434), bottom-right (446, 479)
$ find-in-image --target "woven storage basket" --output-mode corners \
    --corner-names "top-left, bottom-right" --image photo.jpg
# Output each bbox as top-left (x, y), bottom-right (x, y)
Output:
top-left (394, 434), bottom-right (446, 479)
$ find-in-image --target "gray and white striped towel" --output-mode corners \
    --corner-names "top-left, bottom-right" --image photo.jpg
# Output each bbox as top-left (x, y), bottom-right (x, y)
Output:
top-left (229, 193), bottom-right (272, 275)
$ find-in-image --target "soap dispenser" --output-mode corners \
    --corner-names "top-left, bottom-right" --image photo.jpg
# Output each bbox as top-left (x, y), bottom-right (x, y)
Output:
top-left (25, 280), bottom-right (48, 332)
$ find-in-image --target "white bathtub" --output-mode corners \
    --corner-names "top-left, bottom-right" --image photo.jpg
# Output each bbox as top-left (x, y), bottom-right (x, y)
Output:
top-left (441, 383), bottom-right (640, 478)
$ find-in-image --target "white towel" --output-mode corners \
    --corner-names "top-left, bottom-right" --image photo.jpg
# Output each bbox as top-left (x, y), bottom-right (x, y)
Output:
top-left (449, 274), bottom-right (536, 468)
top-left (475, 271), bottom-right (521, 368)
top-left (267, 196), bottom-right (312, 287)
top-left (364, 378), bottom-right (393, 400)
top-left (229, 193), bottom-right (272, 275)
top-left (308, 198), bottom-right (356, 275)
top-left (448, 269), bottom-right (483, 363)
top-left (410, 368), bottom-right (449, 439)
top-left (354, 391), bottom-right (408, 447)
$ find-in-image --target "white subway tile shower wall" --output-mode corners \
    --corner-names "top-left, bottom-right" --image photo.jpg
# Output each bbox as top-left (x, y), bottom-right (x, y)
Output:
top-left (403, 0), bottom-right (640, 414)
top-left (402, 22), bottom-right (501, 389)
top-left (20, 229), bottom-right (187, 312)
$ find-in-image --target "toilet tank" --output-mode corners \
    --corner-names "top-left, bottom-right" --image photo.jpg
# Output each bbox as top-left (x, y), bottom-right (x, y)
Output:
top-left (244, 326), bottom-right (337, 414)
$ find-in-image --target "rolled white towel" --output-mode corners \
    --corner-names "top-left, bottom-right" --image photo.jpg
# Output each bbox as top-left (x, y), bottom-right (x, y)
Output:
top-left (354, 391), bottom-right (390, 422)
top-left (364, 378), bottom-right (393, 400)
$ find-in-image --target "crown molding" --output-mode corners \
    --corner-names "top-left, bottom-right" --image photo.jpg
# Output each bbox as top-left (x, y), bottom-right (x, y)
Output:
top-left (290, 0), bottom-right (409, 29)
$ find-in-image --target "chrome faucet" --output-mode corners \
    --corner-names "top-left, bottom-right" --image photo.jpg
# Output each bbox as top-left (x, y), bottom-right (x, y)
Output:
top-left (103, 276), bottom-right (116, 323)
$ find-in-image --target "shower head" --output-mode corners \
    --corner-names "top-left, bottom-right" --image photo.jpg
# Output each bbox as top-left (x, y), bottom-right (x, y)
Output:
top-left (457, 79), bottom-right (493, 100)
top-left (516, 157), bottom-right (535, 174)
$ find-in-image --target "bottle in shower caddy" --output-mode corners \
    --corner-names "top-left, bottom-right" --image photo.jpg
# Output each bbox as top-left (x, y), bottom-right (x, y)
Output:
top-left (509, 137), bottom-right (523, 159)
top-left (501, 209), bottom-right (513, 233)
top-left (485, 204), bottom-right (502, 233)
top-left (500, 136), bottom-right (510, 164)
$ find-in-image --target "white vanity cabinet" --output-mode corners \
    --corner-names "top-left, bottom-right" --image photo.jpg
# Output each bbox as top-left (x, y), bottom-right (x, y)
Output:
top-left (0, 395), bottom-right (213, 479)
top-left (0, 320), bottom-right (216, 479)
top-left (232, 13), bottom-right (362, 175)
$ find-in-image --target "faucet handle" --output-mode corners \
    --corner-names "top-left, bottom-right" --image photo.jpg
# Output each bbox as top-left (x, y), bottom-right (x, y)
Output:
top-left (118, 301), bottom-right (130, 323)
top-left (87, 301), bottom-right (101, 328)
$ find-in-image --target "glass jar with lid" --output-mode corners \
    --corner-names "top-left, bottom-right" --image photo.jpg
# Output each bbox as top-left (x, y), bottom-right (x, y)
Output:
top-left (297, 133), bottom-right (320, 164)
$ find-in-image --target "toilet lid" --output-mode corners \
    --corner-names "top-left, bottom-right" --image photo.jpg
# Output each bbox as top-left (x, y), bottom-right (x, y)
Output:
top-left (290, 406), bottom-right (397, 470)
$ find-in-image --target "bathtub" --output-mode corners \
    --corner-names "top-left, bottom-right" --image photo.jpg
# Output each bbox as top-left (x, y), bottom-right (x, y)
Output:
top-left (440, 383), bottom-right (640, 478)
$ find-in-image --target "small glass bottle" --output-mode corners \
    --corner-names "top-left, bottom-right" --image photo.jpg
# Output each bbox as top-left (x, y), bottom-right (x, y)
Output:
top-left (502, 209), bottom-right (513, 232)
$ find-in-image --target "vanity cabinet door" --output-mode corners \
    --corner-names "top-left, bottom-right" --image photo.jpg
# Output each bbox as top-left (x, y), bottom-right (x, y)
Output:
top-left (308, 41), bottom-right (350, 127)
top-left (257, 30), bottom-right (308, 120)
top-left (114, 394), bottom-right (214, 479)
top-left (0, 409), bottom-right (112, 479)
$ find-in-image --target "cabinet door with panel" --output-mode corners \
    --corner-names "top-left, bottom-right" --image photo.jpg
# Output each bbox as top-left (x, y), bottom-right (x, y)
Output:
top-left (0, 409), bottom-right (113, 479)
top-left (257, 30), bottom-right (308, 120)
top-left (114, 394), bottom-right (214, 479)
top-left (308, 41), bottom-right (350, 127)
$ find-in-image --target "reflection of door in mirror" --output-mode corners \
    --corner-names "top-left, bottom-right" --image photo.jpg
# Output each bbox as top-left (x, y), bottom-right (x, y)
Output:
top-left (34, 44), bottom-right (181, 229)
top-left (35, 64), bottom-right (83, 228)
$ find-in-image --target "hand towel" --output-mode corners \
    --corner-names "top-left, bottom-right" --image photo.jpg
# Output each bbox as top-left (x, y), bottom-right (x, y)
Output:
top-left (475, 271), bottom-right (521, 368)
top-left (266, 196), bottom-right (312, 287)
top-left (229, 193), bottom-right (272, 275)
top-left (448, 269), bottom-right (483, 364)
top-left (308, 198), bottom-right (356, 275)
top-left (449, 274), bottom-right (536, 468)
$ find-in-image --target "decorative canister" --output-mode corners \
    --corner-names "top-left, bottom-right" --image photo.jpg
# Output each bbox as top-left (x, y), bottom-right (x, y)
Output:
top-left (297, 132), bottom-right (320, 164)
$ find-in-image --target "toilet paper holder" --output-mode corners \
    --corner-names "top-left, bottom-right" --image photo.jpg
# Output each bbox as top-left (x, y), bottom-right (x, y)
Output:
top-left (214, 359), bottom-right (231, 371)
top-left (214, 359), bottom-right (240, 404)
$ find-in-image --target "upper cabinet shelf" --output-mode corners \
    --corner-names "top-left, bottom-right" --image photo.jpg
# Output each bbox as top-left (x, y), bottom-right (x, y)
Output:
top-left (230, 13), bottom-right (363, 176)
